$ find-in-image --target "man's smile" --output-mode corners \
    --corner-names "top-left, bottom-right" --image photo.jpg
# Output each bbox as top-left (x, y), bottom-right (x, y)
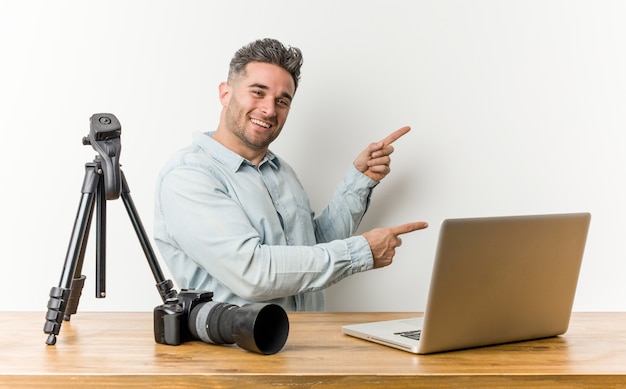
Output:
top-left (251, 118), bottom-right (271, 128)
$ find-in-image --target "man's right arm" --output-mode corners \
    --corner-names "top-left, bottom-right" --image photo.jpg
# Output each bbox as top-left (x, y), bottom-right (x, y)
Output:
top-left (154, 166), bottom-right (374, 302)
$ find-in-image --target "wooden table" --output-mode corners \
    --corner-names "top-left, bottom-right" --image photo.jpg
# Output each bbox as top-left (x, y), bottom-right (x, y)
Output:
top-left (1, 312), bottom-right (625, 388)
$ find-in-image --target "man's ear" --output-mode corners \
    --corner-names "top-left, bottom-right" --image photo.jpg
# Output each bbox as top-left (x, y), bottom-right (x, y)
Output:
top-left (218, 82), bottom-right (231, 107)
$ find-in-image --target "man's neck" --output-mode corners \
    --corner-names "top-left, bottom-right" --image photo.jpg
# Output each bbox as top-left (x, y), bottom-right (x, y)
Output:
top-left (212, 127), bottom-right (266, 166)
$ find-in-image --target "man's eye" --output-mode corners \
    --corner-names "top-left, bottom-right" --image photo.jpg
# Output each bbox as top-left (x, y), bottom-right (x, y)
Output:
top-left (277, 99), bottom-right (290, 107)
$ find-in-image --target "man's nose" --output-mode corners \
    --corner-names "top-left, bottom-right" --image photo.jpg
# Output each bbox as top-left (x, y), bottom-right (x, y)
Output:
top-left (259, 98), bottom-right (276, 116)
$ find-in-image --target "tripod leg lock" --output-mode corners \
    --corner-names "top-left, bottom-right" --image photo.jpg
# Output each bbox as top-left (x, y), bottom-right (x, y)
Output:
top-left (43, 287), bottom-right (71, 345)
top-left (64, 275), bottom-right (87, 319)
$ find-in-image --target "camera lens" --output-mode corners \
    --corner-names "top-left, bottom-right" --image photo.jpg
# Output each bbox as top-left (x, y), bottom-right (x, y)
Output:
top-left (189, 301), bottom-right (289, 355)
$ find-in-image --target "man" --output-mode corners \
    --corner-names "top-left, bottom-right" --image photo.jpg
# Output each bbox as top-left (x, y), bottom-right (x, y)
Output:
top-left (154, 38), bottom-right (428, 311)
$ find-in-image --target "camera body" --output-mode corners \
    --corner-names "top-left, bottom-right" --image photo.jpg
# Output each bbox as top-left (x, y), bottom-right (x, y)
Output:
top-left (154, 289), bottom-right (213, 346)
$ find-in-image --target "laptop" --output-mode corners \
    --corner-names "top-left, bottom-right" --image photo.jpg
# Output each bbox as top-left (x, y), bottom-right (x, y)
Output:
top-left (342, 212), bottom-right (591, 354)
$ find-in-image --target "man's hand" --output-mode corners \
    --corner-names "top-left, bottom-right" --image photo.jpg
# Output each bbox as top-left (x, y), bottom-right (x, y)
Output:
top-left (362, 221), bottom-right (429, 269)
top-left (353, 126), bottom-right (411, 182)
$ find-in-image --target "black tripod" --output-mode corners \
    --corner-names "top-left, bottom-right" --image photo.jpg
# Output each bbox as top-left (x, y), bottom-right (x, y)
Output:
top-left (43, 113), bottom-right (177, 345)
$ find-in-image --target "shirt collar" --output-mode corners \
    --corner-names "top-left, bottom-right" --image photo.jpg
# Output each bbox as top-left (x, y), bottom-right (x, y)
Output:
top-left (194, 131), bottom-right (281, 172)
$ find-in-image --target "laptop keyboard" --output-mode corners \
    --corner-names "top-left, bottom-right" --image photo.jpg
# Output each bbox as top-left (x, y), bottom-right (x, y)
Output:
top-left (394, 329), bottom-right (421, 341)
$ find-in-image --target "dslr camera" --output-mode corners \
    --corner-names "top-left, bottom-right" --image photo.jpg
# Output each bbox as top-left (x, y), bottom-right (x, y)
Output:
top-left (154, 289), bottom-right (289, 355)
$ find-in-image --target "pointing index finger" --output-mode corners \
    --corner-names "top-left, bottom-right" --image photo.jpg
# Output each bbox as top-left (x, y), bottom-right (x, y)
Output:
top-left (381, 126), bottom-right (411, 146)
top-left (389, 221), bottom-right (429, 236)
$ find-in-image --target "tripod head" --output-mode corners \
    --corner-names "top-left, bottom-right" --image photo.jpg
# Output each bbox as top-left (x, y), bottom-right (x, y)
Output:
top-left (83, 113), bottom-right (122, 200)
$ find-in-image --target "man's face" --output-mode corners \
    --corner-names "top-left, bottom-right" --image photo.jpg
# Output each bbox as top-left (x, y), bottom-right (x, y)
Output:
top-left (220, 62), bottom-right (295, 160)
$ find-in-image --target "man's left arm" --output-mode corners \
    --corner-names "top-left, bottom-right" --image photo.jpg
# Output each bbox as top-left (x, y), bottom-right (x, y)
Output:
top-left (314, 126), bottom-right (412, 243)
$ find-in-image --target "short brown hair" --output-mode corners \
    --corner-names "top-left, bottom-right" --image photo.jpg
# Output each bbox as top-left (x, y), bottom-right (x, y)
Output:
top-left (228, 38), bottom-right (303, 91)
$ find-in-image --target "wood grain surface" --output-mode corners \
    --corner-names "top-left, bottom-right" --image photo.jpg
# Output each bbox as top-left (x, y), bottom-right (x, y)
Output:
top-left (1, 312), bottom-right (625, 388)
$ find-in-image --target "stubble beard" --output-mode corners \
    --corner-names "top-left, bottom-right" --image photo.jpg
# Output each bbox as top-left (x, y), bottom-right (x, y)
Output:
top-left (227, 106), bottom-right (281, 153)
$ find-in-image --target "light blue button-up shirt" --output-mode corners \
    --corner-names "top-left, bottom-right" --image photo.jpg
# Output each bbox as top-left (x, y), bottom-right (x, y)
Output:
top-left (154, 132), bottom-right (377, 311)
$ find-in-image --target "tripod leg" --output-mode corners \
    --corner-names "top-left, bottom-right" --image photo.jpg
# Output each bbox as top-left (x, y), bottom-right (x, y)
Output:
top-left (120, 171), bottom-right (177, 302)
top-left (44, 164), bottom-right (99, 345)
top-left (95, 172), bottom-right (107, 298)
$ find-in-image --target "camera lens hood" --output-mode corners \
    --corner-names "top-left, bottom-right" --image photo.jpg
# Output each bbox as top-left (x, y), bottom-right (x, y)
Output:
top-left (232, 303), bottom-right (289, 355)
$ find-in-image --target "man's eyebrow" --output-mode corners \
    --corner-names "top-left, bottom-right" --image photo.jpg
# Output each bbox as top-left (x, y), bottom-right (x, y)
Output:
top-left (248, 83), bottom-right (269, 90)
top-left (249, 83), bottom-right (293, 101)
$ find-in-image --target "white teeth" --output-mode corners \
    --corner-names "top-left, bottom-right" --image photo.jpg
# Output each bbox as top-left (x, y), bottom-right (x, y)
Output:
top-left (251, 118), bottom-right (270, 128)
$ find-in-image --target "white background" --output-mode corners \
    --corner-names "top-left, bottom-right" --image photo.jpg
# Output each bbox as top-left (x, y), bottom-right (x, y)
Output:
top-left (1, 0), bottom-right (624, 312)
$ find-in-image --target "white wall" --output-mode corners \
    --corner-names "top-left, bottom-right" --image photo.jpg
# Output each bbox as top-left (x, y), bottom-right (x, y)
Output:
top-left (1, 0), bottom-right (624, 313)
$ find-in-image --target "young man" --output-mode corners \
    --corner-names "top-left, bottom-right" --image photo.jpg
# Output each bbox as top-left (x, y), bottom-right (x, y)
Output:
top-left (154, 38), bottom-right (427, 311)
